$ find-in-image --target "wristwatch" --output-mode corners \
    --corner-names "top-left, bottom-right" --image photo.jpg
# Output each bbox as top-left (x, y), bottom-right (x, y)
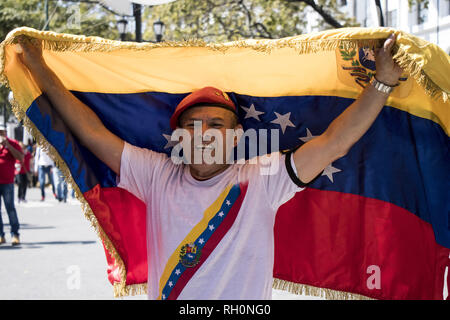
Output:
top-left (371, 77), bottom-right (397, 95)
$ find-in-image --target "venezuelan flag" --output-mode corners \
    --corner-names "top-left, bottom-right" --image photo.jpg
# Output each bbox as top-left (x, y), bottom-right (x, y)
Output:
top-left (1, 26), bottom-right (449, 300)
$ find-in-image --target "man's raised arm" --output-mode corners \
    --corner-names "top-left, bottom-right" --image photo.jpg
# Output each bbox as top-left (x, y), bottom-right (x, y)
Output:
top-left (16, 36), bottom-right (124, 175)
top-left (292, 34), bottom-right (404, 185)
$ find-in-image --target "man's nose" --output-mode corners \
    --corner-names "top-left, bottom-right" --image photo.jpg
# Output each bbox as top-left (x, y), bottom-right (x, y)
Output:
top-left (203, 122), bottom-right (217, 135)
top-left (194, 122), bottom-right (210, 138)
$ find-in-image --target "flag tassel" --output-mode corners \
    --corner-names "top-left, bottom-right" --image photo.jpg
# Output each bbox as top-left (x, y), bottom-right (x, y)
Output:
top-left (272, 278), bottom-right (374, 300)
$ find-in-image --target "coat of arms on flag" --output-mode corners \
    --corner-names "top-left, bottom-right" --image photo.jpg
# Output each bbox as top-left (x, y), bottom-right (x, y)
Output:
top-left (336, 44), bottom-right (412, 98)
top-left (180, 243), bottom-right (202, 268)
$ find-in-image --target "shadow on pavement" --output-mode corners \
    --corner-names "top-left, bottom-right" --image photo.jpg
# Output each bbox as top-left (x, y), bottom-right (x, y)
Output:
top-left (0, 240), bottom-right (96, 250)
top-left (1, 223), bottom-right (55, 230)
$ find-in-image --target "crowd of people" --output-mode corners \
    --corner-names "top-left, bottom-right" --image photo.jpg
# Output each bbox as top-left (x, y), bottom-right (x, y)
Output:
top-left (0, 125), bottom-right (74, 246)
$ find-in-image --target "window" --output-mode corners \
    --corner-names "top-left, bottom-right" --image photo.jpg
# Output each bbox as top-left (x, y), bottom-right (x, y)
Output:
top-left (417, 2), bottom-right (428, 24)
top-left (387, 9), bottom-right (398, 27)
top-left (438, 0), bottom-right (450, 17)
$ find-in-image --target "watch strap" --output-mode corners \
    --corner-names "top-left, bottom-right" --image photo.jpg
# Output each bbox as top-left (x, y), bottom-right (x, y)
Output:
top-left (371, 77), bottom-right (396, 94)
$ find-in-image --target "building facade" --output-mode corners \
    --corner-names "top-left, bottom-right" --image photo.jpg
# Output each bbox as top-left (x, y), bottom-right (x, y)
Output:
top-left (305, 0), bottom-right (450, 54)
top-left (338, 0), bottom-right (450, 53)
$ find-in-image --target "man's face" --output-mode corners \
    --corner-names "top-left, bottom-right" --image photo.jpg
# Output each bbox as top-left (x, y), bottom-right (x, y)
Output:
top-left (178, 106), bottom-right (242, 170)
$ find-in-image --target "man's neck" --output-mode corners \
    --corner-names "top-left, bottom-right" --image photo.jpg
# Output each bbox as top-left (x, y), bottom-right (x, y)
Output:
top-left (189, 164), bottom-right (231, 181)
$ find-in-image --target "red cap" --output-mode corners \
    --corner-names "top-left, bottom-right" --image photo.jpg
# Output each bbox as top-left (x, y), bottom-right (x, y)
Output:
top-left (170, 86), bottom-right (237, 129)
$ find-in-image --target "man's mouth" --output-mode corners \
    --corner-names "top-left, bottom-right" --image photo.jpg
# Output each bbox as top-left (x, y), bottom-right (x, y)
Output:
top-left (195, 144), bottom-right (214, 150)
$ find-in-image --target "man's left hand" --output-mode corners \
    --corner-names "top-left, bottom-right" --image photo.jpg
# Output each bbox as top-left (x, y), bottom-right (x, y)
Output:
top-left (374, 34), bottom-right (404, 86)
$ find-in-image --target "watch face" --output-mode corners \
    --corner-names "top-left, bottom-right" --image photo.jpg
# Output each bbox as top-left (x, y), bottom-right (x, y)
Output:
top-left (373, 80), bottom-right (392, 94)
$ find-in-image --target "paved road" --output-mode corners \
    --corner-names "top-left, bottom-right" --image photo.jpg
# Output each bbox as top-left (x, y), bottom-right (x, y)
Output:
top-left (0, 185), bottom-right (317, 300)
top-left (0, 186), bottom-right (144, 300)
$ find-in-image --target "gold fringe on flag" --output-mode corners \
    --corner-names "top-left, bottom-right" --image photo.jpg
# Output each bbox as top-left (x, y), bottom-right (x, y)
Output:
top-left (273, 278), bottom-right (374, 300)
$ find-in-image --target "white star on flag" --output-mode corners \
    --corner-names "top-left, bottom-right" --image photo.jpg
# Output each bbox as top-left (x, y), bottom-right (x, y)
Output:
top-left (198, 238), bottom-right (205, 245)
top-left (162, 133), bottom-right (178, 149)
top-left (226, 200), bottom-right (231, 206)
top-left (241, 103), bottom-right (265, 121)
top-left (299, 128), bottom-right (318, 142)
top-left (299, 128), bottom-right (342, 183)
top-left (162, 294), bottom-right (166, 299)
top-left (270, 112), bottom-right (295, 134)
top-left (175, 269), bottom-right (181, 275)
top-left (209, 224), bottom-right (215, 231)
top-left (168, 281), bottom-right (173, 287)
top-left (322, 164), bottom-right (342, 183)
top-left (218, 211), bottom-right (224, 218)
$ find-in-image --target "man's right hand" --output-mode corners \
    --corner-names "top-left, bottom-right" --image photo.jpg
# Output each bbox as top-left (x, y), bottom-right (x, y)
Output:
top-left (16, 36), bottom-right (47, 74)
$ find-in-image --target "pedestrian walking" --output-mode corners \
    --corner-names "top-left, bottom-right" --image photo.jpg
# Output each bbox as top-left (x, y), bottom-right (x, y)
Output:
top-left (0, 125), bottom-right (24, 245)
top-left (54, 167), bottom-right (67, 202)
top-left (16, 142), bottom-right (31, 203)
top-left (29, 143), bottom-right (37, 188)
top-left (34, 146), bottom-right (56, 201)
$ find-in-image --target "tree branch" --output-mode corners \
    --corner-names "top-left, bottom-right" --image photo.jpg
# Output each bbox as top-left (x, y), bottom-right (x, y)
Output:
top-left (251, 22), bottom-right (273, 39)
top-left (285, 0), bottom-right (343, 28)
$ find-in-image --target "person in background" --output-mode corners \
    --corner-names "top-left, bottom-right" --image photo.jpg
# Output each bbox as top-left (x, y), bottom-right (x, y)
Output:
top-left (26, 139), bottom-right (33, 154)
top-left (0, 125), bottom-right (24, 245)
top-left (34, 146), bottom-right (56, 201)
top-left (54, 167), bottom-right (68, 202)
top-left (16, 142), bottom-right (32, 203)
top-left (30, 143), bottom-right (37, 188)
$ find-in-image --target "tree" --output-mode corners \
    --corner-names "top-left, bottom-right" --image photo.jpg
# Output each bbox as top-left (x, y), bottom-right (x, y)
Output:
top-left (0, 0), bottom-right (120, 120)
top-left (285, 0), bottom-right (349, 28)
top-left (143, 0), bottom-right (359, 42)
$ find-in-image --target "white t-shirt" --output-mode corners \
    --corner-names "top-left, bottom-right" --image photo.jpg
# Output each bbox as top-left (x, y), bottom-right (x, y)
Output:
top-left (118, 141), bottom-right (304, 300)
top-left (34, 147), bottom-right (54, 171)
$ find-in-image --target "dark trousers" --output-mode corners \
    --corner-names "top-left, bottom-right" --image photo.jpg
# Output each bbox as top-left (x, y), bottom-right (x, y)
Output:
top-left (0, 183), bottom-right (20, 237)
top-left (17, 173), bottom-right (28, 200)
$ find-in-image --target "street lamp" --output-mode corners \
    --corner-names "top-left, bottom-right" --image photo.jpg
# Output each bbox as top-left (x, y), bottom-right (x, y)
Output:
top-left (117, 18), bottom-right (128, 41)
top-left (153, 20), bottom-right (165, 42)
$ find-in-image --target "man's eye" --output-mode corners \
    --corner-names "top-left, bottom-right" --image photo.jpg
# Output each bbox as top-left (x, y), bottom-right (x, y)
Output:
top-left (211, 123), bottom-right (223, 128)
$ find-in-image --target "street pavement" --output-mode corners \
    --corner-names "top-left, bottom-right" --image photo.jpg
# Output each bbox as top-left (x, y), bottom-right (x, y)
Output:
top-left (0, 185), bottom-right (318, 300)
top-left (0, 185), bottom-right (144, 300)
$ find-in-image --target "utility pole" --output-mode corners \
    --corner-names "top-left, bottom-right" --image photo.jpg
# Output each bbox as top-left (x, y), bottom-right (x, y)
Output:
top-left (44, 0), bottom-right (49, 30)
top-left (2, 103), bottom-right (6, 128)
top-left (133, 3), bottom-right (142, 42)
top-left (374, 0), bottom-right (385, 27)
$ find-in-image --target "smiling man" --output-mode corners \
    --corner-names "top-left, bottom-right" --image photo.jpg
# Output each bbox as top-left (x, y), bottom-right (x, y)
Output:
top-left (16, 33), bottom-right (402, 299)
